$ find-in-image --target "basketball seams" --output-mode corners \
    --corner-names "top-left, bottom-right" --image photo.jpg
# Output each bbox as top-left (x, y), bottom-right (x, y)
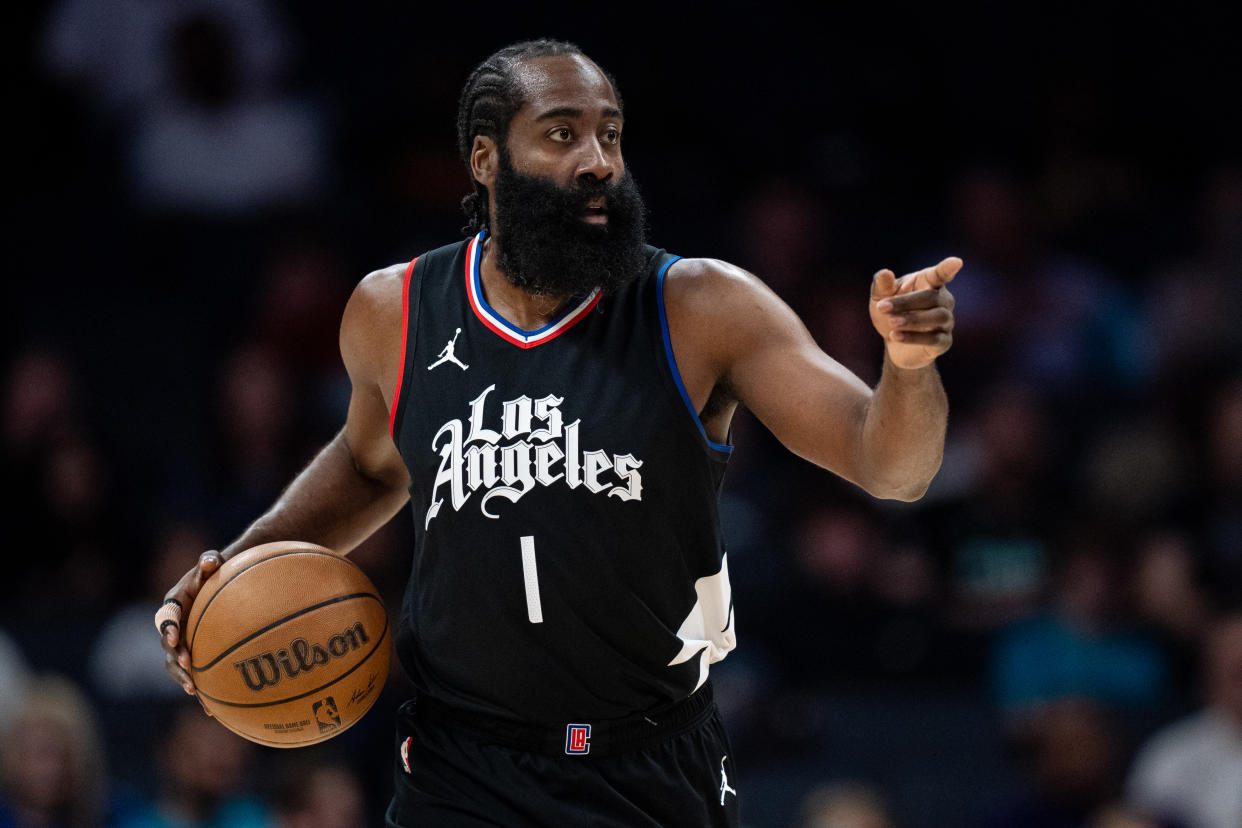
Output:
top-left (194, 613), bottom-right (390, 709)
top-left (187, 548), bottom-right (336, 656)
top-left (191, 592), bottom-right (384, 672)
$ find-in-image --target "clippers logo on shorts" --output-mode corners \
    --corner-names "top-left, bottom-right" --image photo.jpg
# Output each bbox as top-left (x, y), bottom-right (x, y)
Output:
top-left (425, 384), bottom-right (643, 528)
top-left (565, 723), bottom-right (591, 755)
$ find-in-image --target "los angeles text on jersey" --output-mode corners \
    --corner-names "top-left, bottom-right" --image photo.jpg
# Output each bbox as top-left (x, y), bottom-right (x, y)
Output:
top-left (426, 384), bottom-right (643, 527)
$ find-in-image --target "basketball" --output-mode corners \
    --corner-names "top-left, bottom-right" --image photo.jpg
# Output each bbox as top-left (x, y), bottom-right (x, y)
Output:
top-left (183, 540), bottom-right (390, 748)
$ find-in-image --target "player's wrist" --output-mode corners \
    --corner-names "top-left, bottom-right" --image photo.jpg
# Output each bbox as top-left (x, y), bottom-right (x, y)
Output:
top-left (882, 348), bottom-right (938, 374)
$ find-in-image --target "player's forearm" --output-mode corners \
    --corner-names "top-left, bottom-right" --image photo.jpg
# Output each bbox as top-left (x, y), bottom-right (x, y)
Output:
top-left (220, 431), bottom-right (410, 560)
top-left (855, 354), bottom-right (948, 501)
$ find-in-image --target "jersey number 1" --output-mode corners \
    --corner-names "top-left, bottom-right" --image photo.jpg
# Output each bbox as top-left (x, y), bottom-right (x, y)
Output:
top-left (520, 536), bottom-right (544, 624)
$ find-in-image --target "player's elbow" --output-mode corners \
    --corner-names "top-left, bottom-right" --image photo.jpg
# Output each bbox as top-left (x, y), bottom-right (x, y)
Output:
top-left (857, 467), bottom-right (936, 502)
top-left (870, 480), bottom-right (932, 503)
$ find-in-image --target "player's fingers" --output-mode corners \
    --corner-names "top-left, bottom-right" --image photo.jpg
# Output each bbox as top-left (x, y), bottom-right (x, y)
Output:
top-left (156, 597), bottom-right (184, 647)
top-left (198, 549), bottom-right (222, 576)
top-left (885, 288), bottom-right (945, 313)
top-left (165, 646), bottom-right (196, 695)
top-left (891, 330), bottom-right (953, 350)
top-left (870, 269), bottom-right (897, 304)
top-left (889, 307), bottom-right (955, 333)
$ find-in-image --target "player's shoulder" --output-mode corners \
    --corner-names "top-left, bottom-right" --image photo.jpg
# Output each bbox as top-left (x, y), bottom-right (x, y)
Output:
top-left (665, 256), bottom-right (753, 285)
top-left (340, 261), bottom-right (410, 369)
top-left (356, 261), bottom-right (409, 301)
top-left (345, 236), bottom-right (471, 328)
top-left (663, 256), bottom-right (775, 317)
top-left (344, 262), bottom-right (408, 329)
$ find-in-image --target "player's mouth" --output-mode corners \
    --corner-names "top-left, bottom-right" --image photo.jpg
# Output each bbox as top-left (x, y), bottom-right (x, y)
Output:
top-left (582, 198), bottom-right (609, 225)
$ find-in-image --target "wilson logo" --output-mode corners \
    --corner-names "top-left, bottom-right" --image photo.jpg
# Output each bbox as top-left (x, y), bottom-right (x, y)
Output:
top-left (234, 622), bottom-right (370, 692)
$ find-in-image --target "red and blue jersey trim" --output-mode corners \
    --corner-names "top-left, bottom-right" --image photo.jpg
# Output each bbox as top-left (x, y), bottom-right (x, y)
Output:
top-left (656, 257), bottom-right (733, 455)
top-left (465, 231), bottom-right (601, 349)
top-left (389, 257), bottom-right (419, 441)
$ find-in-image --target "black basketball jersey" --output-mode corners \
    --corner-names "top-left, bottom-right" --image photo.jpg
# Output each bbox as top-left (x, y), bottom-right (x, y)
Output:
top-left (389, 231), bottom-right (734, 722)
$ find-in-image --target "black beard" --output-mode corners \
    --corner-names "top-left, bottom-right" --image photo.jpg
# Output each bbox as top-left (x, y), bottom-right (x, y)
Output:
top-left (490, 151), bottom-right (648, 297)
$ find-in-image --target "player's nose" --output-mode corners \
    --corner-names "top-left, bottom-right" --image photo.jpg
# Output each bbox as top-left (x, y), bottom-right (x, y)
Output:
top-left (575, 136), bottom-right (616, 183)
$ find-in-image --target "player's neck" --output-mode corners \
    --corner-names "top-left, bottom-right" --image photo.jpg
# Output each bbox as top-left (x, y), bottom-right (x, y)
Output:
top-left (478, 236), bottom-right (577, 330)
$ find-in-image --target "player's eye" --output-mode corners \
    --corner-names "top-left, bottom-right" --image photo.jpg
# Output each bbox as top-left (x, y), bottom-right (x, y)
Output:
top-left (549, 127), bottom-right (573, 143)
top-left (602, 126), bottom-right (621, 144)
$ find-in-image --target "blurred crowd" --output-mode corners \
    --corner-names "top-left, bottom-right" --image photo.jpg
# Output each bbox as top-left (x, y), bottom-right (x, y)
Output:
top-left (4, 2), bottom-right (1241, 827)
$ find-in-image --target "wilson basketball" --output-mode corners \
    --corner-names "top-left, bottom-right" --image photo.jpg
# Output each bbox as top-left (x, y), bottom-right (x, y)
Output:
top-left (184, 540), bottom-right (390, 748)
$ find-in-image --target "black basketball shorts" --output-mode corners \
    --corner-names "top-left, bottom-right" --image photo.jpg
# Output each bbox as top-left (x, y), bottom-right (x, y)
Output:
top-left (385, 684), bottom-right (740, 827)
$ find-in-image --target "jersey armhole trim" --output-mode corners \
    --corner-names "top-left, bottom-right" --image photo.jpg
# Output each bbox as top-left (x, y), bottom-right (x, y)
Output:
top-left (389, 256), bottom-right (419, 441)
top-left (657, 258), bottom-right (734, 455)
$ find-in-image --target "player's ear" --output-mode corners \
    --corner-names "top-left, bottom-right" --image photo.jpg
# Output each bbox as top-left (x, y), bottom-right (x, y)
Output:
top-left (471, 136), bottom-right (498, 189)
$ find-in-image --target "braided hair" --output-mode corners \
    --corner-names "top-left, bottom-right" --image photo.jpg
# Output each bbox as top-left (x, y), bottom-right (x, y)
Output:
top-left (455, 39), bottom-right (621, 236)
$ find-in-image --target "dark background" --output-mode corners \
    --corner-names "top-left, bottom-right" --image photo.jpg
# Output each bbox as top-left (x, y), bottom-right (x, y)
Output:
top-left (4, 2), bottom-right (1241, 827)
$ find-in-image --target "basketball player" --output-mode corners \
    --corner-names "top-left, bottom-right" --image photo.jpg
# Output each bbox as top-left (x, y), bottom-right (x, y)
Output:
top-left (157, 40), bottom-right (959, 826)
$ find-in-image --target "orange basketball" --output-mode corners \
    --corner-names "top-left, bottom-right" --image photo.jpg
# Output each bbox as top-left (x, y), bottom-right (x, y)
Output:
top-left (184, 540), bottom-right (390, 748)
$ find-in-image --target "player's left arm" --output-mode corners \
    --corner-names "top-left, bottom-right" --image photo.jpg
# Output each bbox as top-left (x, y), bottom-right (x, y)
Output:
top-left (665, 256), bottom-right (959, 501)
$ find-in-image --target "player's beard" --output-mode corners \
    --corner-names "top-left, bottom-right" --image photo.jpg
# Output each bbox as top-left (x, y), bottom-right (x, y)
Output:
top-left (490, 149), bottom-right (648, 297)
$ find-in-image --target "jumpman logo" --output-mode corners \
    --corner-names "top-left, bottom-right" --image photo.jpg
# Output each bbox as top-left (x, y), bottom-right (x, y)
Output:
top-left (428, 328), bottom-right (469, 371)
top-left (719, 755), bottom-right (736, 805)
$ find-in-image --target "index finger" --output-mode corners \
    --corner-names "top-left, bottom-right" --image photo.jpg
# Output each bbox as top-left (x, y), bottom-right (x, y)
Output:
top-left (886, 288), bottom-right (948, 313)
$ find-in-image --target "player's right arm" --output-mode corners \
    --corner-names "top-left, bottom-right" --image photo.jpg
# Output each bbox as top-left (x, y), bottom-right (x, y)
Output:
top-left (160, 264), bottom-right (413, 695)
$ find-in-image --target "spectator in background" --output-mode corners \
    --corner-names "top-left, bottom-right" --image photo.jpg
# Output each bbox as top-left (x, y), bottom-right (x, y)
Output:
top-left (774, 503), bottom-right (946, 686)
top-left (208, 341), bottom-right (298, 539)
top-left (1198, 374), bottom-right (1242, 604)
top-left (1130, 527), bottom-right (1212, 709)
top-left (1126, 610), bottom-right (1242, 828)
top-left (42, 0), bottom-right (324, 216)
top-left (1145, 164), bottom-right (1242, 379)
top-left (43, 0), bottom-right (291, 121)
top-left (0, 675), bottom-right (109, 828)
top-left (117, 703), bottom-right (271, 828)
top-left (990, 530), bottom-right (1170, 731)
top-left (1078, 416), bottom-right (1192, 534)
top-left (1089, 803), bottom-right (1169, 828)
top-left (929, 381), bottom-right (1058, 661)
top-left (1, 349), bottom-right (132, 657)
top-left (975, 698), bottom-right (1126, 828)
top-left (943, 166), bottom-right (1148, 402)
top-left (0, 632), bottom-right (30, 741)
top-left (3, 349), bottom-right (82, 607)
top-left (270, 757), bottom-right (367, 828)
top-left (248, 238), bottom-right (353, 423)
top-left (798, 781), bottom-right (895, 828)
top-left (125, 10), bottom-right (326, 215)
top-left (89, 520), bottom-right (211, 702)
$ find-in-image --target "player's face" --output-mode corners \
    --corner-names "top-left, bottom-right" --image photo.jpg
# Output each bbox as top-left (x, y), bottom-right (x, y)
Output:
top-left (487, 54), bottom-right (648, 297)
top-left (504, 54), bottom-right (626, 201)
